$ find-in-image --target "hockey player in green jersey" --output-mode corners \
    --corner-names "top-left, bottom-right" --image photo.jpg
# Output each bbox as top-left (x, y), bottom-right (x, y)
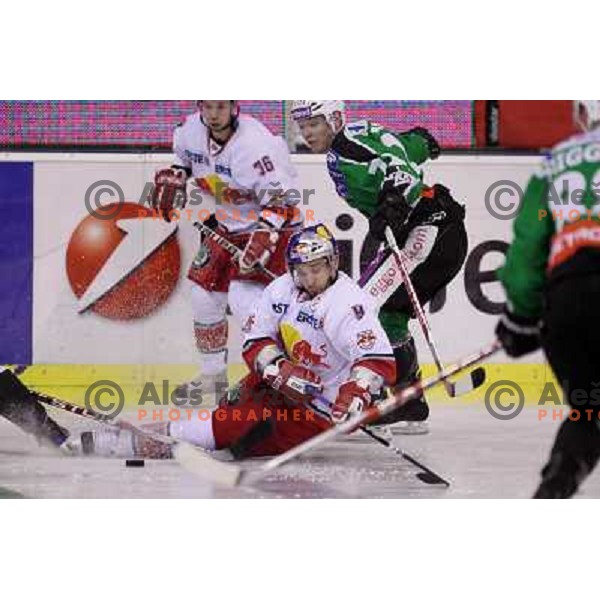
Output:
top-left (496, 100), bottom-right (600, 498)
top-left (291, 101), bottom-right (468, 431)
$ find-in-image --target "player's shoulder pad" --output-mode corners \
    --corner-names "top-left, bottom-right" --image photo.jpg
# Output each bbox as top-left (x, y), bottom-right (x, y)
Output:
top-left (326, 273), bottom-right (377, 322)
top-left (237, 114), bottom-right (274, 141)
top-left (174, 112), bottom-right (203, 146)
top-left (263, 273), bottom-right (296, 303)
top-left (179, 111), bottom-right (202, 131)
top-left (533, 131), bottom-right (596, 180)
top-left (344, 120), bottom-right (369, 137)
top-left (231, 115), bottom-right (281, 167)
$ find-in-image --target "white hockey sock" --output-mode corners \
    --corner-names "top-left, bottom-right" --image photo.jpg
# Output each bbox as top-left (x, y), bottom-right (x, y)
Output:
top-left (170, 417), bottom-right (217, 451)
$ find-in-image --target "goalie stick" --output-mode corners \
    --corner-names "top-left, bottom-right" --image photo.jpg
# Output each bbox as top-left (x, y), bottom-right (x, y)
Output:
top-left (384, 226), bottom-right (486, 397)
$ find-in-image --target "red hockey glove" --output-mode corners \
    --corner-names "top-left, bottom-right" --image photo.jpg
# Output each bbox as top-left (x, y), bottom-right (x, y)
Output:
top-left (332, 380), bottom-right (372, 424)
top-left (151, 167), bottom-right (188, 222)
top-left (239, 225), bottom-right (279, 275)
top-left (263, 359), bottom-right (322, 404)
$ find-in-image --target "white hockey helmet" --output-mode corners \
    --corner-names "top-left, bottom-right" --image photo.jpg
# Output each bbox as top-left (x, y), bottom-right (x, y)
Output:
top-left (290, 100), bottom-right (346, 131)
top-left (286, 224), bottom-right (339, 271)
top-left (574, 100), bottom-right (600, 131)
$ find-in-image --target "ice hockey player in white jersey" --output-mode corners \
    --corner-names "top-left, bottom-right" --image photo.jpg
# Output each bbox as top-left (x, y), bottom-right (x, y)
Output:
top-left (240, 223), bottom-right (396, 421)
top-left (80, 225), bottom-right (396, 459)
top-left (151, 101), bottom-right (303, 401)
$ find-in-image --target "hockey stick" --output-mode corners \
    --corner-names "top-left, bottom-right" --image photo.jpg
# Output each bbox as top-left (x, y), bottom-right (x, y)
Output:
top-left (31, 389), bottom-right (116, 425)
top-left (194, 222), bottom-right (484, 393)
top-left (195, 219), bottom-right (484, 399)
top-left (232, 339), bottom-right (502, 487)
top-left (33, 390), bottom-right (241, 487)
top-left (311, 395), bottom-right (449, 486)
top-left (36, 340), bottom-right (499, 488)
top-left (384, 227), bottom-right (486, 397)
top-left (359, 425), bottom-right (450, 486)
top-left (193, 220), bottom-right (278, 280)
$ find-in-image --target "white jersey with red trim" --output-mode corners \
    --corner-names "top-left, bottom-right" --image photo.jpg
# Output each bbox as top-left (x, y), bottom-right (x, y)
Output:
top-left (242, 272), bottom-right (394, 411)
top-left (173, 113), bottom-right (301, 233)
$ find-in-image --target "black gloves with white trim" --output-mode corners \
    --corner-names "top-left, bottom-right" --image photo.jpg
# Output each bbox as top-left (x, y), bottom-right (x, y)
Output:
top-left (495, 309), bottom-right (541, 358)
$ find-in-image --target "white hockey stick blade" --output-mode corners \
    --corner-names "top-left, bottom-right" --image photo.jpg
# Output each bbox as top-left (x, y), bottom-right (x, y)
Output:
top-left (450, 366), bottom-right (487, 397)
top-left (173, 442), bottom-right (243, 488)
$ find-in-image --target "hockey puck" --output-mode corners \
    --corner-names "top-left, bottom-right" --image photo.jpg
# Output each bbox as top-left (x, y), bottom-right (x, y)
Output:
top-left (125, 459), bottom-right (145, 468)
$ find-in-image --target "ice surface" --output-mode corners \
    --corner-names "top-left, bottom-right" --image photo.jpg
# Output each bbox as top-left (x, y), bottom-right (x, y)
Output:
top-left (1, 405), bottom-right (598, 498)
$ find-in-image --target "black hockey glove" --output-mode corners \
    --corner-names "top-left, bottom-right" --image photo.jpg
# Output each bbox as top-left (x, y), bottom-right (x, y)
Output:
top-left (496, 310), bottom-right (541, 358)
top-left (369, 166), bottom-right (416, 241)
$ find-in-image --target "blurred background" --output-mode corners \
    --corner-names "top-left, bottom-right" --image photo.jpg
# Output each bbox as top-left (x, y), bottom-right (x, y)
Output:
top-left (0, 100), bottom-right (579, 153)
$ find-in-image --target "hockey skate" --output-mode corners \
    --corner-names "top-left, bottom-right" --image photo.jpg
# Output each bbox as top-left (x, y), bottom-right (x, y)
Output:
top-left (372, 336), bottom-right (430, 435)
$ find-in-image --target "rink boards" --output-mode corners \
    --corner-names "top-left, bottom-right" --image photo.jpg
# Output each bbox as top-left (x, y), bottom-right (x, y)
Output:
top-left (0, 152), bottom-right (555, 406)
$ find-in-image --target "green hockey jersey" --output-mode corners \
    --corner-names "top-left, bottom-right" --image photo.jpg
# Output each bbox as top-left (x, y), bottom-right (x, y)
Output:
top-left (326, 121), bottom-right (441, 218)
top-left (498, 130), bottom-right (600, 318)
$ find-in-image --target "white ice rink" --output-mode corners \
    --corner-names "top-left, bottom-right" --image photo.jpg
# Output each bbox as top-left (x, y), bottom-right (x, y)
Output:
top-left (2, 404), bottom-right (599, 499)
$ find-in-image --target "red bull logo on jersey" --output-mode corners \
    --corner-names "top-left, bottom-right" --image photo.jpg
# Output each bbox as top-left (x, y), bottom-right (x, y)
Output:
top-left (291, 340), bottom-right (331, 369)
top-left (195, 175), bottom-right (253, 206)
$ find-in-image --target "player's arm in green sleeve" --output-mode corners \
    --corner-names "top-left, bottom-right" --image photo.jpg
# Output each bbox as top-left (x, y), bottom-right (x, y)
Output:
top-left (498, 175), bottom-right (554, 318)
